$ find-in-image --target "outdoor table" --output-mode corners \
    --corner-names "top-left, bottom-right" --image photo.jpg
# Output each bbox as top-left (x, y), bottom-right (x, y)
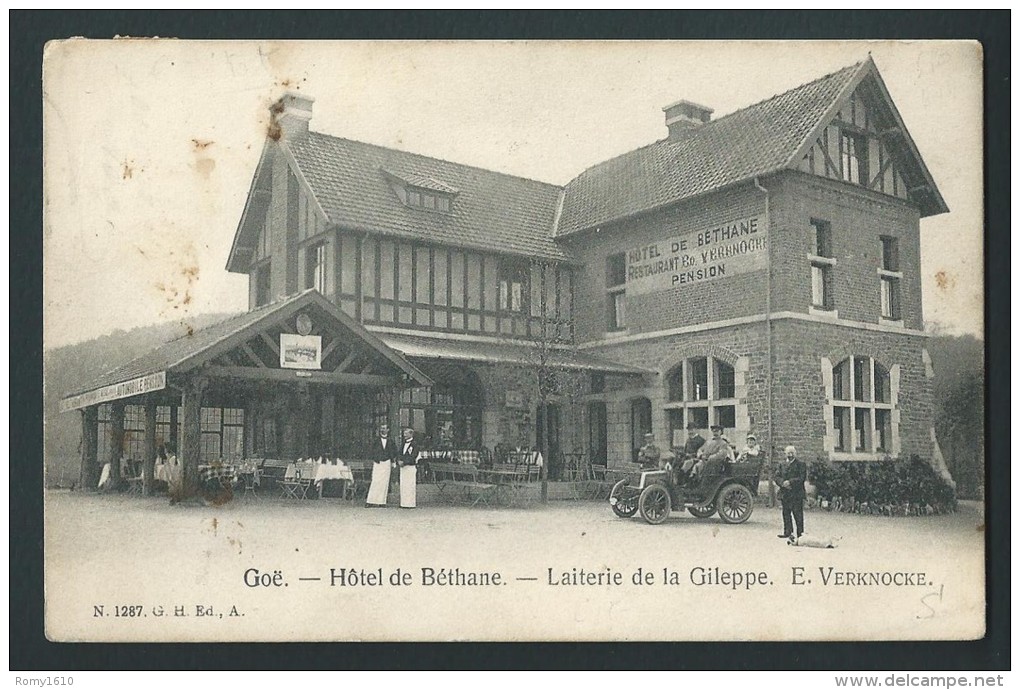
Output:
top-left (419, 450), bottom-right (453, 461)
top-left (508, 451), bottom-right (544, 468)
top-left (199, 464), bottom-right (237, 487)
top-left (280, 461), bottom-right (315, 499)
top-left (308, 461), bottom-right (356, 498)
top-left (478, 466), bottom-right (530, 506)
top-left (235, 461), bottom-right (261, 497)
top-left (282, 461), bottom-right (355, 498)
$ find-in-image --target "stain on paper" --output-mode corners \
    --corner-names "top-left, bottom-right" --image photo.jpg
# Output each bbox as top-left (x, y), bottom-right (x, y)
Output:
top-left (935, 270), bottom-right (956, 292)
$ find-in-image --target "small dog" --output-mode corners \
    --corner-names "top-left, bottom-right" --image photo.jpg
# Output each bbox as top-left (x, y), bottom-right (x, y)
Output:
top-left (787, 534), bottom-right (840, 548)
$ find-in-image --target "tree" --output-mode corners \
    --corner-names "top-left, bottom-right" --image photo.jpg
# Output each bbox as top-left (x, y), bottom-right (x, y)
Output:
top-left (927, 334), bottom-right (984, 499)
top-left (497, 260), bottom-right (588, 503)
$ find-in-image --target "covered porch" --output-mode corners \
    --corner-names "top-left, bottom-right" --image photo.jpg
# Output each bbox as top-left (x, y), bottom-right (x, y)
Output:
top-left (60, 290), bottom-right (431, 499)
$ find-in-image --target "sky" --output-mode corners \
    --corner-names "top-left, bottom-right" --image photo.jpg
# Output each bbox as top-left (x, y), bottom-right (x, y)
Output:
top-left (42, 40), bottom-right (984, 349)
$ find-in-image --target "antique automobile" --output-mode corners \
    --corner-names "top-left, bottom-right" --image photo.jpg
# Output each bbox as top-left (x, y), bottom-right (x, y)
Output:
top-left (608, 456), bottom-right (763, 525)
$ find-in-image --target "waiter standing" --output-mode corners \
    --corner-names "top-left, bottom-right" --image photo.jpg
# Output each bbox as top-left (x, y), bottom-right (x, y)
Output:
top-left (398, 427), bottom-right (420, 509)
top-left (365, 422), bottom-right (399, 508)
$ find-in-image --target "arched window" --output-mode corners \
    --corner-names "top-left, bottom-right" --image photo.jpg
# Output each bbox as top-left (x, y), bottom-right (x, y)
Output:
top-left (400, 363), bottom-right (483, 449)
top-left (664, 356), bottom-right (739, 446)
top-left (828, 356), bottom-right (896, 455)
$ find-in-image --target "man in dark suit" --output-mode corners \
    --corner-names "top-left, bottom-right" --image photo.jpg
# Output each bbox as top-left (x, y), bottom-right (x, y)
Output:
top-left (777, 445), bottom-right (807, 538)
top-left (365, 422), bottom-right (399, 507)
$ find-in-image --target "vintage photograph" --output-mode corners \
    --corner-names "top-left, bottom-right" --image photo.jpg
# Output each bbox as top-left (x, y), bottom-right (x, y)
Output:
top-left (42, 40), bottom-right (985, 642)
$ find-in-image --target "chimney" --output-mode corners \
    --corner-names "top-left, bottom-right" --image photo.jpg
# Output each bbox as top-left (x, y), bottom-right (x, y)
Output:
top-left (269, 92), bottom-right (314, 142)
top-left (662, 99), bottom-right (713, 141)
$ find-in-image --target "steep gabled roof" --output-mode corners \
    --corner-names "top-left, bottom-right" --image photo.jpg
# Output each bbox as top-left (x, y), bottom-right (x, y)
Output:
top-left (286, 133), bottom-right (571, 261)
top-left (556, 58), bottom-right (947, 237)
top-left (227, 59), bottom-right (946, 268)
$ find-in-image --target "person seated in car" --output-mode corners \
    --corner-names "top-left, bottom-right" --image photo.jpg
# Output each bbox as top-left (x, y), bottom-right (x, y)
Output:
top-left (691, 425), bottom-right (735, 481)
top-left (679, 423), bottom-right (706, 476)
top-left (636, 433), bottom-right (662, 470)
top-left (736, 433), bottom-right (762, 462)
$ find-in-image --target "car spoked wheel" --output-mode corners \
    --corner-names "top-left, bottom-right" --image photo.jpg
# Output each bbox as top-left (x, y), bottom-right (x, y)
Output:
top-left (638, 485), bottom-right (671, 525)
top-left (687, 504), bottom-right (717, 518)
top-left (609, 479), bottom-right (638, 518)
top-left (716, 484), bottom-right (754, 524)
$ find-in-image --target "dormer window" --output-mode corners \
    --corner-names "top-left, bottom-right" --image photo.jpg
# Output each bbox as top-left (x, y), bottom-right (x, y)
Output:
top-left (382, 168), bottom-right (457, 213)
top-left (405, 187), bottom-right (452, 212)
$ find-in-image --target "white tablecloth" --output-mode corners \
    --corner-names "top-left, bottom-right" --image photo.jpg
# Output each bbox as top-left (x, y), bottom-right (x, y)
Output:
top-left (286, 461), bottom-right (354, 485)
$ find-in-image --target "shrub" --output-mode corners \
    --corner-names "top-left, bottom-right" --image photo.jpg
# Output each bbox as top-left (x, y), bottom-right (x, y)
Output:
top-left (805, 455), bottom-right (957, 516)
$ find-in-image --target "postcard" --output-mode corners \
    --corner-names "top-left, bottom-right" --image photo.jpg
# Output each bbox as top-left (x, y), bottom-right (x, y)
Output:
top-left (42, 39), bottom-right (985, 642)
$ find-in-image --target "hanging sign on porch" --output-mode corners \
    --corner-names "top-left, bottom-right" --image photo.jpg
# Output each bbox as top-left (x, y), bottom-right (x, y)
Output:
top-left (280, 333), bottom-right (322, 370)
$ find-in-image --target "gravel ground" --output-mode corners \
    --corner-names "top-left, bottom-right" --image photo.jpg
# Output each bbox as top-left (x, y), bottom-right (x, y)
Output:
top-left (44, 490), bottom-right (985, 642)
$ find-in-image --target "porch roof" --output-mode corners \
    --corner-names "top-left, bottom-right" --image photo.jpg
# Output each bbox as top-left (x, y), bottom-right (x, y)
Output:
top-left (60, 291), bottom-right (432, 412)
top-left (378, 332), bottom-right (652, 376)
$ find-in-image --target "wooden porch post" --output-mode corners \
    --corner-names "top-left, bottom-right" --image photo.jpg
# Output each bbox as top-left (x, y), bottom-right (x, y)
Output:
top-left (169, 403), bottom-right (179, 453)
top-left (294, 384), bottom-right (311, 458)
top-left (143, 396), bottom-right (157, 495)
top-left (320, 391), bottom-right (335, 456)
top-left (180, 378), bottom-right (208, 499)
top-left (79, 406), bottom-right (99, 491)
top-left (108, 401), bottom-right (126, 490)
top-left (388, 387), bottom-right (402, 437)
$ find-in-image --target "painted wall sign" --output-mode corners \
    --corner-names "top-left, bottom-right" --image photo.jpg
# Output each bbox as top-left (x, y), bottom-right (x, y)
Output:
top-left (59, 371), bottom-right (167, 412)
top-left (625, 216), bottom-right (767, 295)
top-left (280, 333), bottom-right (322, 370)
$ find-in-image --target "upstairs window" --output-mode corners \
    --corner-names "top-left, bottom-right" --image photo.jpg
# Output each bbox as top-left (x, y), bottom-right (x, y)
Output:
top-left (809, 219), bottom-right (835, 311)
top-left (880, 236), bottom-right (900, 271)
top-left (498, 260), bottom-right (528, 313)
top-left (305, 241), bottom-right (327, 294)
top-left (255, 265), bottom-right (272, 307)
top-left (879, 236), bottom-right (902, 321)
top-left (811, 219), bottom-right (833, 258)
top-left (880, 277), bottom-right (901, 320)
top-left (840, 130), bottom-right (868, 185)
top-left (606, 253), bottom-right (626, 330)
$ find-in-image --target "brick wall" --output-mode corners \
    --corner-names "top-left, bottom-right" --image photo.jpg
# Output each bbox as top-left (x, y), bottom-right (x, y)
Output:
top-left (768, 171), bottom-right (924, 329)
top-left (588, 323), bottom-right (770, 466)
top-left (565, 182), bottom-right (767, 343)
top-left (587, 317), bottom-right (932, 467)
top-left (769, 319), bottom-right (931, 460)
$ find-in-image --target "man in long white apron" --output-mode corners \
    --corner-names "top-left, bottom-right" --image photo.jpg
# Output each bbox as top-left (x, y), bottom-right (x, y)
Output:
top-left (398, 427), bottom-right (420, 509)
top-left (365, 423), bottom-right (398, 507)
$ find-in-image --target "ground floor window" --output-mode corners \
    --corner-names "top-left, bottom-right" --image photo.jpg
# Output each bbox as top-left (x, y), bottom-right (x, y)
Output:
top-left (664, 355), bottom-right (741, 446)
top-left (200, 406), bottom-right (245, 462)
top-left (98, 403), bottom-right (243, 464)
top-left (825, 355), bottom-right (898, 457)
top-left (400, 364), bottom-right (483, 449)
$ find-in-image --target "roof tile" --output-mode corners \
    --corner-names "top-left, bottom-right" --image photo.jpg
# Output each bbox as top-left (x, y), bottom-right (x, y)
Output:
top-left (288, 134), bottom-right (572, 261)
top-left (556, 62), bottom-right (863, 237)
